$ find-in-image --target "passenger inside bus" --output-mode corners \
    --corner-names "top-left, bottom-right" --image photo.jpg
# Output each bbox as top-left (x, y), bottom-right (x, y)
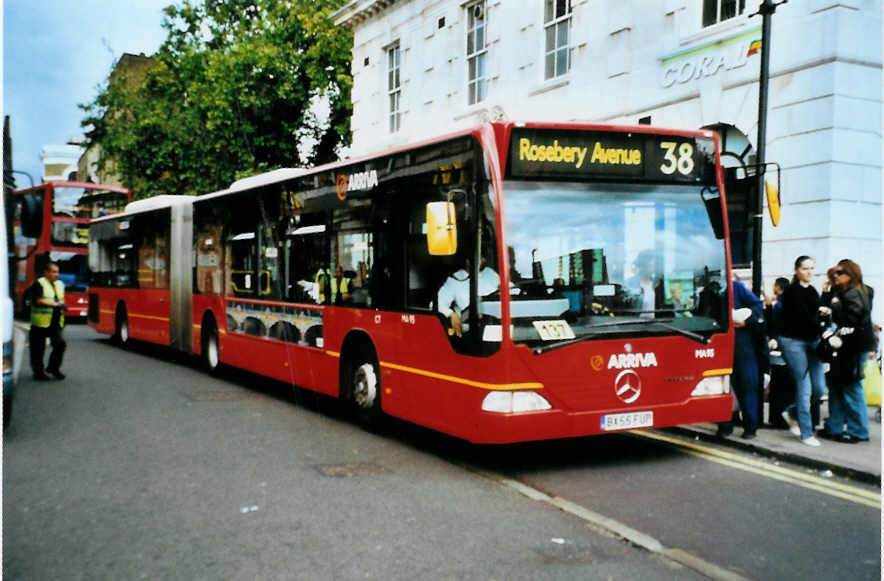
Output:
top-left (624, 249), bottom-right (664, 318)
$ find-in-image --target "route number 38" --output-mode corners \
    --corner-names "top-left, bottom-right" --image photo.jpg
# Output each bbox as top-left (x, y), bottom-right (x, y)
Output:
top-left (659, 142), bottom-right (695, 176)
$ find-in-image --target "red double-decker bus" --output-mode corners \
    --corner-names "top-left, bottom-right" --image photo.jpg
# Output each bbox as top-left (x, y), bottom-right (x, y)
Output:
top-left (14, 181), bottom-right (131, 319)
top-left (88, 122), bottom-right (734, 443)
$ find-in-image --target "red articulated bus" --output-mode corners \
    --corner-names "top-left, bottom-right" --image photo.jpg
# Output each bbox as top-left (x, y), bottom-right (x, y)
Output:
top-left (88, 121), bottom-right (735, 444)
top-left (13, 181), bottom-right (131, 319)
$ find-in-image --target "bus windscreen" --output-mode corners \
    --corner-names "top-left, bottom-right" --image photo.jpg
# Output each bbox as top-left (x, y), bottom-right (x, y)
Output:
top-left (501, 181), bottom-right (728, 347)
top-left (53, 187), bottom-right (129, 218)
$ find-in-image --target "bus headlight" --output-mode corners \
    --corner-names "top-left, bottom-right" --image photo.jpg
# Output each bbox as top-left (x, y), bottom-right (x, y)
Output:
top-left (691, 375), bottom-right (730, 397)
top-left (481, 391), bottom-right (552, 413)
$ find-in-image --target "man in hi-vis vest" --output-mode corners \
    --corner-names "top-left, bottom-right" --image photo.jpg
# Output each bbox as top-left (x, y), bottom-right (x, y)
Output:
top-left (29, 262), bottom-right (67, 380)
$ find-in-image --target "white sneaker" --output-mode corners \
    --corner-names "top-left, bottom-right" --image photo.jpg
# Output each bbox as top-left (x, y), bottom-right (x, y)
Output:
top-left (782, 410), bottom-right (801, 435)
top-left (801, 436), bottom-right (821, 447)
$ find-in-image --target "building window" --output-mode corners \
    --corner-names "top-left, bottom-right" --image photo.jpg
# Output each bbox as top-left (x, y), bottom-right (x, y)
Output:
top-left (702, 0), bottom-right (747, 27)
top-left (387, 43), bottom-right (401, 133)
top-left (466, 1), bottom-right (487, 105)
top-left (544, 0), bottom-right (571, 80)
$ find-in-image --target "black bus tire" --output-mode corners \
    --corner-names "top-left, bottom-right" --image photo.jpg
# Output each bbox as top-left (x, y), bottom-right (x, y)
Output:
top-left (343, 348), bottom-right (383, 429)
top-left (201, 320), bottom-right (221, 374)
top-left (114, 305), bottom-right (130, 346)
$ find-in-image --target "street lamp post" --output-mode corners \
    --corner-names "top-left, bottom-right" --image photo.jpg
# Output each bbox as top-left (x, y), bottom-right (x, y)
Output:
top-left (751, 0), bottom-right (786, 296)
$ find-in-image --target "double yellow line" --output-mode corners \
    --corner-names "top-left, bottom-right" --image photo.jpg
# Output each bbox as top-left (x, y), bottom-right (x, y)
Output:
top-left (634, 430), bottom-right (881, 509)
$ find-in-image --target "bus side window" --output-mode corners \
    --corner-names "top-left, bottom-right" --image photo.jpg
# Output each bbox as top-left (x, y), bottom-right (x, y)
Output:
top-left (229, 232), bottom-right (256, 297)
top-left (223, 195), bottom-right (259, 298)
top-left (285, 212), bottom-right (328, 305)
top-left (334, 230), bottom-right (373, 307)
top-left (407, 208), bottom-right (449, 311)
top-left (196, 224), bottom-right (224, 295)
top-left (257, 194), bottom-right (283, 300)
top-left (137, 213), bottom-right (170, 290)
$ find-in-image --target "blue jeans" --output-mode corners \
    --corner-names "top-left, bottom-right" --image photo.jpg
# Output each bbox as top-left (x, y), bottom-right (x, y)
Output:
top-left (779, 336), bottom-right (826, 439)
top-left (732, 329), bottom-right (760, 433)
top-left (825, 352), bottom-right (870, 439)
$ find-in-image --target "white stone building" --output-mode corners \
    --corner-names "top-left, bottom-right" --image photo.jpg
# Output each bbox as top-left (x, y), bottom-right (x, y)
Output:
top-left (333, 0), bottom-right (882, 321)
top-left (40, 144), bottom-right (83, 182)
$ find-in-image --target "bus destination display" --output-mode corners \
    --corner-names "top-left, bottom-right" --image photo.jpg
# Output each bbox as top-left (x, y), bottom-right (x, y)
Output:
top-left (508, 128), bottom-right (709, 182)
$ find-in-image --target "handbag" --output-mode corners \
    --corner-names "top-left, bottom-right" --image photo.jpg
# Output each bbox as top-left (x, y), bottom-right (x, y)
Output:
top-left (816, 323), bottom-right (842, 363)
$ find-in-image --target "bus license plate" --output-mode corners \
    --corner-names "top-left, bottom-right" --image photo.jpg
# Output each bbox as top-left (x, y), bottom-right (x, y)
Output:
top-left (601, 411), bottom-right (653, 431)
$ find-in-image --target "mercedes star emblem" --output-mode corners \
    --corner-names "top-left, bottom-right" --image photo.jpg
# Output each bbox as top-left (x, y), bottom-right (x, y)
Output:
top-left (614, 369), bottom-right (641, 404)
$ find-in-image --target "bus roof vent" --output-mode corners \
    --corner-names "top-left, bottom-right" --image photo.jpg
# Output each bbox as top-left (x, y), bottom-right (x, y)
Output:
top-left (229, 168), bottom-right (308, 192)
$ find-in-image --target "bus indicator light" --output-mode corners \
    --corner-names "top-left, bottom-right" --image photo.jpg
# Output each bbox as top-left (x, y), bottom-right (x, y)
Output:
top-left (481, 391), bottom-right (552, 413)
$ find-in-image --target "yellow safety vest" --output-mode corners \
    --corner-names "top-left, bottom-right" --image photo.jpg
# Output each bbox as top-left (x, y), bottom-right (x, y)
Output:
top-left (331, 276), bottom-right (349, 305)
top-left (315, 268), bottom-right (330, 304)
top-left (30, 277), bottom-right (65, 328)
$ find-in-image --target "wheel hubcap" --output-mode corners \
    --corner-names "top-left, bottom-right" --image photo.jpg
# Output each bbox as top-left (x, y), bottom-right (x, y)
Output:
top-left (353, 363), bottom-right (377, 409)
top-left (207, 335), bottom-right (219, 368)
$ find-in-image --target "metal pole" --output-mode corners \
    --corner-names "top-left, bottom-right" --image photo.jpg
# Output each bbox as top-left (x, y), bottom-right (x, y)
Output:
top-left (752, 0), bottom-right (785, 296)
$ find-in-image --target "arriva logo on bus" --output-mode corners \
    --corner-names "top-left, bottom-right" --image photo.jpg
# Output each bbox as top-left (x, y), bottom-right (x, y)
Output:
top-left (336, 169), bottom-right (379, 200)
top-left (347, 169), bottom-right (379, 191)
top-left (608, 352), bottom-right (658, 370)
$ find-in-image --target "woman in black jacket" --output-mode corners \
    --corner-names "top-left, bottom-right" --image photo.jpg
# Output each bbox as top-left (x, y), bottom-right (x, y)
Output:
top-left (819, 259), bottom-right (874, 443)
top-left (778, 256), bottom-right (826, 446)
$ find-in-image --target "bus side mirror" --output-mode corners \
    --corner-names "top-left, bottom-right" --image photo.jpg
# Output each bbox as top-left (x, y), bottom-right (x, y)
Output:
top-left (19, 193), bottom-right (43, 238)
top-left (701, 187), bottom-right (725, 240)
top-left (766, 180), bottom-right (781, 227)
top-left (426, 201), bottom-right (457, 256)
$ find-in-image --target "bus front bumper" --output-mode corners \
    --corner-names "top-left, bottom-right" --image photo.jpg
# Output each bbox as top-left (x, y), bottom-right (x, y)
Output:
top-left (462, 394), bottom-right (733, 444)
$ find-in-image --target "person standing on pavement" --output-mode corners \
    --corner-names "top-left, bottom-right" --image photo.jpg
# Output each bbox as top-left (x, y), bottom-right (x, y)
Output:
top-left (717, 277), bottom-right (766, 439)
top-left (778, 256), bottom-right (826, 446)
top-left (765, 277), bottom-right (794, 428)
top-left (28, 262), bottom-right (67, 380)
top-left (819, 259), bottom-right (874, 443)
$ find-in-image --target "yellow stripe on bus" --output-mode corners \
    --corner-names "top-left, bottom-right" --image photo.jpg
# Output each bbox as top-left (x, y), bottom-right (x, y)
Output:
top-left (128, 313), bottom-right (170, 322)
top-left (325, 351), bottom-right (542, 391)
top-left (98, 308), bottom-right (167, 323)
top-left (702, 368), bottom-right (732, 377)
top-left (380, 361), bottom-right (544, 391)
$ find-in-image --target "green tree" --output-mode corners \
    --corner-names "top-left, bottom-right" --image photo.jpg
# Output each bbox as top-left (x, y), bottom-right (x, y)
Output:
top-left (81, 0), bottom-right (352, 199)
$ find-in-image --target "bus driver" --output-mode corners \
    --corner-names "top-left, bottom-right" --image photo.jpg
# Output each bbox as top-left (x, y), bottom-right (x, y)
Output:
top-left (437, 257), bottom-right (499, 337)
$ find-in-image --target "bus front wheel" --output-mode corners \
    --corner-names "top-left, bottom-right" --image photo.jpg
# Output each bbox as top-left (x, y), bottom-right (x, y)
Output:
top-left (344, 350), bottom-right (382, 428)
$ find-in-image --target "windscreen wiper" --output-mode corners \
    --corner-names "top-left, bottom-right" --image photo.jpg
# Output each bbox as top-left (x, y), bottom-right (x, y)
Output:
top-left (647, 319), bottom-right (711, 345)
top-left (533, 318), bottom-right (709, 355)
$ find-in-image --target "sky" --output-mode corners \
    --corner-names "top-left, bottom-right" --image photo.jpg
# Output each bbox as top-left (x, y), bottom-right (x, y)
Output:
top-left (3, 0), bottom-right (171, 187)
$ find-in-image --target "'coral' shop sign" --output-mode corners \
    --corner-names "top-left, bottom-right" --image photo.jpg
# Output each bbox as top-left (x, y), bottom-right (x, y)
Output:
top-left (660, 28), bottom-right (761, 88)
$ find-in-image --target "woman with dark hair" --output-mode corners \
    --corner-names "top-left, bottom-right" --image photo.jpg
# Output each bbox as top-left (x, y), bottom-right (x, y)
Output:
top-left (819, 259), bottom-right (874, 443)
top-left (778, 255), bottom-right (826, 446)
